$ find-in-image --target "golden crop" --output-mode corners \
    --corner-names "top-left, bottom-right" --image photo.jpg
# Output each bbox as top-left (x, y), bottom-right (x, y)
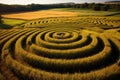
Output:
top-left (0, 16), bottom-right (120, 80)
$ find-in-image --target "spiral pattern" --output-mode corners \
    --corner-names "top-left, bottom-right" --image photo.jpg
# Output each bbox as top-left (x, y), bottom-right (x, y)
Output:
top-left (0, 27), bottom-right (120, 80)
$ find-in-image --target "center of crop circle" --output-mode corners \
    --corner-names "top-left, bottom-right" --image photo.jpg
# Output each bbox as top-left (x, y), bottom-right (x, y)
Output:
top-left (57, 33), bottom-right (65, 37)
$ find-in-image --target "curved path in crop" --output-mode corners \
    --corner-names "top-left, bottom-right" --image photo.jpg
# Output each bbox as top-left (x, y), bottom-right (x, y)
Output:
top-left (0, 18), bottom-right (120, 80)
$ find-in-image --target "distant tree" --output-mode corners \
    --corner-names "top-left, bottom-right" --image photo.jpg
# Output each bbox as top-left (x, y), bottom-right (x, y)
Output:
top-left (101, 5), bottom-right (109, 11)
top-left (84, 2), bottom-right (89, 8)
top-left (92, 4), bottom-right (101, 11)
top-left (114, 4), bottom-right (120, 11)
top-left (80, 4), bottom-right (85, 8)
top-left (0, 14), bottom-right (2, 24)
top-left (79, 3), bottom-right (89, 8)
top-left (76, 4), bottom-right (81, 8)
top-left (88, 3), bottom-right (95, 9)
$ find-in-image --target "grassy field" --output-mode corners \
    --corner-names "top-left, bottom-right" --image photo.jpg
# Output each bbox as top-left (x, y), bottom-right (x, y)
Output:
top-left (2, 18), bottom-right (26, 26)
top-left (0, 8), bottom-right (120, 80)
top-left (0, 18), bottom-right (26, 29)
top-left (53, 8), bottom-right (120, 16)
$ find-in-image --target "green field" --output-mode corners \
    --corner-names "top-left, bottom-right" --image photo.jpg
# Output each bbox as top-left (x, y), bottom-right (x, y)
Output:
top-left (53, 8), bottom-right (120, 16)
top-left (0, 8), bottom-right (120, 80)
top-left (2, 18), bottom-right (26, 26)
top-left (0, 18), bottom-right (26, 29)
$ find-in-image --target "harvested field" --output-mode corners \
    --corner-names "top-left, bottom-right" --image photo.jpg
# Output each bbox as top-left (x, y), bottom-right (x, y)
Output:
top-left (2, 10), bottom-right (79, 20)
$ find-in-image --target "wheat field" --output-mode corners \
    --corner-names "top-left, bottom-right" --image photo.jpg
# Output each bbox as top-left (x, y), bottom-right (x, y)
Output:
top-left (2, 10), bottom-right (79, 20)
top-left (0, 15), bottom-right (120, 80)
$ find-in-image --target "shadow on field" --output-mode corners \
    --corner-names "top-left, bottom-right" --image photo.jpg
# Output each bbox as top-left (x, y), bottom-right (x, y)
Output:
top-left (0, 23), bottom-right (13, 29)
top-left (105, 12), bottom-right (120, 16)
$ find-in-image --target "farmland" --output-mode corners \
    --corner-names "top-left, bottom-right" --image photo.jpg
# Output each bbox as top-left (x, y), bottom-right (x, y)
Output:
top-left (0, 8), bottom-right (120, 80)
top-left (2, 8), bottom-right (119, 20)
top-left (2, 9), bottom-right (79, 20)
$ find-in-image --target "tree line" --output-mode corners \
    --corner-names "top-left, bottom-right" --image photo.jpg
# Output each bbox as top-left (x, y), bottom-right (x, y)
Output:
top-left (0, 3), bottom-right (120, 14)
top-left (0, 3), bottom-right (73, 14)
top-left (74, 3), bottom-right (120, 11)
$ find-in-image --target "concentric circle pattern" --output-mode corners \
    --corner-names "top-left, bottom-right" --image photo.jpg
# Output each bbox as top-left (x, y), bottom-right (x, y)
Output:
top-left (0, 19), bottom-right (120, 80)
